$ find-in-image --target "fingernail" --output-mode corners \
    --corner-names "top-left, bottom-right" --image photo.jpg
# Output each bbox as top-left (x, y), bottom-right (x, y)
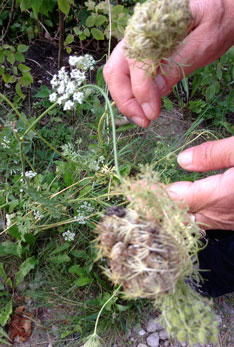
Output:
top-left (178, 149), bottom-right (193, 167)
top-left (132, 116), bottom-right (148, 127)
top-left (141, 103), bottom-right (155, 120)
top-left (155, 75), bottom-right (167, 95)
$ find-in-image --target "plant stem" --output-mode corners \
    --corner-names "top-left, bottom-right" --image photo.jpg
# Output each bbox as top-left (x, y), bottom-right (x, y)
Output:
top-left (21, 102), bottom-right (58, 140)
top-left (81, 85), bottom-right (123, 183)
top-left (94, 285), bottom-right (121, 336)
top-left (97, 101), bottom-right (115, 145)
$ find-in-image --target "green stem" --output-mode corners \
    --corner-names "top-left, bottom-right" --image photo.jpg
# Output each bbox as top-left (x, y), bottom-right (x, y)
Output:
top-left (97, 101), bottom-right (115, 146)
top-left (94, 285), bottom-right (121, 336)
top-left (81, 85), bottom-right (123, 183)
top-left (20, 102), bottom-right (57, 140)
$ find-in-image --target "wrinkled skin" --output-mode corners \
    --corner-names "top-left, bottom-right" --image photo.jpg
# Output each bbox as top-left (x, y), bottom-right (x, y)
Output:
top-left (104, 0), bottom-right (234, 230)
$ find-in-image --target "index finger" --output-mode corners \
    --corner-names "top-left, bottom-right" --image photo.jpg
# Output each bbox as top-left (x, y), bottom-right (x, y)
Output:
top-left (103, 40), bottom-right (150, 127)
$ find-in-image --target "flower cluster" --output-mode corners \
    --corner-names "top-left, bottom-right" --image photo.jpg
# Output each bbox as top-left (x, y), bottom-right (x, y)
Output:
top-left (1, 136), bottom-right (10, 149)
top-left (49, 54), bottom-right (96, 111)
top-left (25, 171), bottom-right (37, 179)
top-left (33, 210), bottom-right (44, 221)
top-left (74, 201), bottom-right (94, 225)
top-left (62, 230), bottom-right (76, 242)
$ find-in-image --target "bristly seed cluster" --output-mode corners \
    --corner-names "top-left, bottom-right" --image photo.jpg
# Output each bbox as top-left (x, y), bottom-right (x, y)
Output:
top-left (124, 0), bottom-right (192, 75)
top-left (96, 168), bottom-right (218, 346)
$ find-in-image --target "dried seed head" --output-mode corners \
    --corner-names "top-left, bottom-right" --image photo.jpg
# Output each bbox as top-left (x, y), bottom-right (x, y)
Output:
top-left (124, 0), bottom-right (192, 74)
top-left (96, 169), bottom-right (202, 299)
top-left (95, 167), bottom-right (218, 345)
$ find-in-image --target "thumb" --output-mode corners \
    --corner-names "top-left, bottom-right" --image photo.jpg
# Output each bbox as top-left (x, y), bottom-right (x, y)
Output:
top-left (177, 137), bottom-right (234, 172)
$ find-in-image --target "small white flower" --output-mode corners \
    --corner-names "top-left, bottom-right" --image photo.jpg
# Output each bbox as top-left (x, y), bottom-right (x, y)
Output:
top-left (69, 56), bottom-right (79, 66)
top-left (25, 170), bottom-right (37, 178)
top-left (66, 81), bottom-right (76, 94)
top-left (62, 230), bottom-right (75, 241)
top-left (49, 92), bottom-right (57, 102)
top-left (64, 100), bottom-right (74, 111)
top-left (6, 214), bottom-right (11, 228)
top-left (1, 136), bottom-right (10, 149)
top-left (73, 91), bottom-right (84, 104)
top-left (33, 210), bottom-right (44, 221)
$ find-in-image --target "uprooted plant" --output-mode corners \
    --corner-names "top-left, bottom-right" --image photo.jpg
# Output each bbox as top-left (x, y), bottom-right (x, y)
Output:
top-left (95, 168), bottom-right (218, 346)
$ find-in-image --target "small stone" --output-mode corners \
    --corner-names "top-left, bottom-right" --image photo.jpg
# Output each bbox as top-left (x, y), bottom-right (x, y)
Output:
top-left (147, 332), bottom-right (160, 347)
top-left (133, 322), bottom-right (143, 334)
top-left (139, 329), bottom-right (146, 336)
top-left (164, 341), bottom-right (170, 347)
top-left (146, 318), bottom-right (162, 332)
top-left (159, 329), bottom-right (169, 340)
top-left (137, 344), bottom-right (147, 347)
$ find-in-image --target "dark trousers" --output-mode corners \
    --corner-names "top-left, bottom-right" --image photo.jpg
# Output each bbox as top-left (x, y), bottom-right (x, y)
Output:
top-left (198, 230), bottom-right (234, 297)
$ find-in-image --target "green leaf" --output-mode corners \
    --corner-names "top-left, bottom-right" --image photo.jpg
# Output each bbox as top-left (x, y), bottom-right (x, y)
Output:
top-left (116, 304), bottom-right (129, 312)
top-left (58, 0), bottom-right (70, 15)
top-left (51, 243), bottom-right (70, 255)
top-left (79, 32), bottom-right (86, 41)
top-left (65, 34), bottom-right (74, 45)
top-left (0, 326), bottom-right (12, 343)
top-left (24, 233), bottom-right (36, 246)
top-left (74, 277), bottom-right (92, 287)
top-left (0, 300), bottom-right (12, 326)
top-left (34, 85), bottom-right (50, 98)
top-left (0, 66), bottom-right (4, 75)
top-left (20, 0), bottom-right (31, 11)
top-left (84, 28), bottom-right (90, 37)
top-left (0, 49), bottom-right (4, 64)
top-left (18, 64), bottom-right (31, 73)
top-left (112, 5), bottom-right (124, 15)
top-left (6, 51), bottom-right (15, 65)
top-left (50, 254), bottom-right (71, 263)
top-left (9, 226), bottom-right (21, 240)
top-left (16, 82), bottom-right (26, 99)
top-left (20, 72), bottom-right (33, 86)
top-left (70, 250), bottom-right (87, 259)
top-left (0, 241), bottom-right (18, 256)
top-left (15, 256), bottom-right (38, 287)
top-left (91, 28), bottom-right (104, 40)
top-left (206, 84), bottom-right (216, 101)
top-left (96, 65), bottom-right (105, 87)
top-left (95, 15), bottom-right (107, 26)
top-left (0, 264), bottom-right (7, 281)
top-left (68, 265), bottom-right (87, 276)
top-left (17, 44), bottom-right (29, 53)
top-left (73, 27), bottom-right (81, 35)
top-left (86, 15), bottom-right (96, 27)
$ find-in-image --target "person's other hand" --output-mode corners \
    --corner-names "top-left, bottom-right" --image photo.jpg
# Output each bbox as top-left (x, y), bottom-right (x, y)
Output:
top-left (167, 137), bottom-right (234, 230)
top-left (103, 0), bottom-right (234, 127)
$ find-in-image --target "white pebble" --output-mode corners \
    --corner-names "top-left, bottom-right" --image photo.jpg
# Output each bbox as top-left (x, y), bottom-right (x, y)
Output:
top-left (147, 332), bottom-right (160, 347)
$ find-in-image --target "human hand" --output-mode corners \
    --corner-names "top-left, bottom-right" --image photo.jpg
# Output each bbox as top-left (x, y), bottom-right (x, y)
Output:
top-left (167, 137), bottom-right (234, 230)
top-left (104, 0), bottom-right (234, 127)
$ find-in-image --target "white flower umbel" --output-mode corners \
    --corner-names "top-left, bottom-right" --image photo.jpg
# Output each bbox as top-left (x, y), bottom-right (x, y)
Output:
top-left (49, 54), bottom-right (96, 111)
top-left (74, 201), bottom-right (94, 225)
top-left (24, 170), bottom-right (37, 178)
top-left (62, 230), bottom-right (75, 242)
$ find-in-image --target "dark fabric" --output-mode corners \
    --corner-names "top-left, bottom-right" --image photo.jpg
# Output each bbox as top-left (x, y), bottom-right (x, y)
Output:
top-left (198, 230), bottom-right (234, 297)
